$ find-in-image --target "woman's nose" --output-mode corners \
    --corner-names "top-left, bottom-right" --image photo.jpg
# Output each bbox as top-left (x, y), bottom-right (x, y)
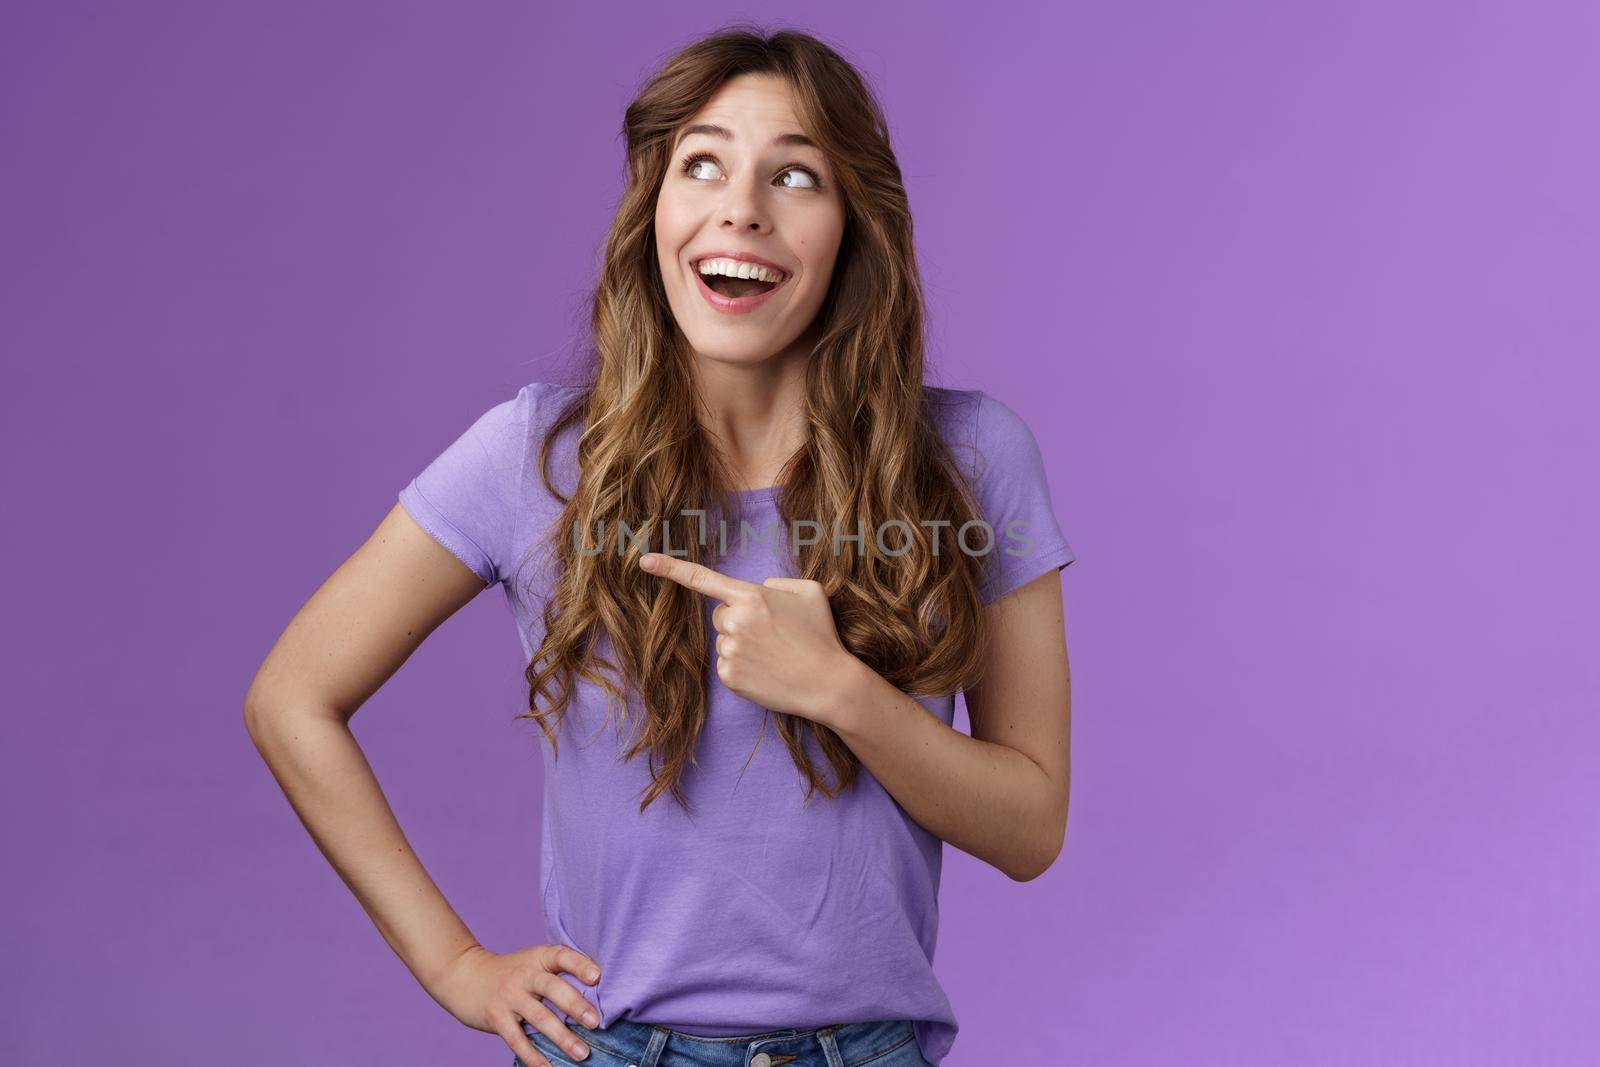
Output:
top-left (718, 177), bottom-right (771, 233)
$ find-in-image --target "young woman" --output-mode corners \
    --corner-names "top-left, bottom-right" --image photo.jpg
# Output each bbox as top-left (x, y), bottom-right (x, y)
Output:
top-left (246, 27), bottom-right (1075, 1067)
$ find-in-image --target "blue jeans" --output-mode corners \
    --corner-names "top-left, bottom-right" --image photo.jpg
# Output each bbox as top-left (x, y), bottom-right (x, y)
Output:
top-left (514, 1016), bottom-right (934, 1067)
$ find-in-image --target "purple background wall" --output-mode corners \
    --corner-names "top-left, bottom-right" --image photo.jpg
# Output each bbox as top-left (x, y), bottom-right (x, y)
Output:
top-left (2, 2), bottom-right (1594, 1064)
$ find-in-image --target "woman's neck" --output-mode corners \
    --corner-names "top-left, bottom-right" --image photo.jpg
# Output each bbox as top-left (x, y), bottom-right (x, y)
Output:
top-left (689, 348), bottom-right (810, 492)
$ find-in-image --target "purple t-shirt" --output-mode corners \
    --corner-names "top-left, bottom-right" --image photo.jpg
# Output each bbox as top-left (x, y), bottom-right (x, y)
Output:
top-left (397, 381), bottom-right (1075, 1065)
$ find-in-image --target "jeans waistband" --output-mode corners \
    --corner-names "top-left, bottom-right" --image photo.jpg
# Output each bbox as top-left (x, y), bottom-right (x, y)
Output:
top-left (539, 1015), bottom-right (918, 1067)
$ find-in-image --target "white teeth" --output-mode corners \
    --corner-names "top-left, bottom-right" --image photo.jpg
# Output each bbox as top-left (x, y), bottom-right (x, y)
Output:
top-left (695, 257), bottom-right (786, 284)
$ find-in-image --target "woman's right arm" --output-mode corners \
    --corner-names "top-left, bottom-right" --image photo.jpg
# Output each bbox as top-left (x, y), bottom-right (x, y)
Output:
top-left (243, 503), bottom-right (602, 1066)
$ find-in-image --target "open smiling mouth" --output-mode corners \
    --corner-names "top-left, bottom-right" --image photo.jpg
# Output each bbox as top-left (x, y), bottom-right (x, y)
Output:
top-left (693, 258), bottom-right (790, 301)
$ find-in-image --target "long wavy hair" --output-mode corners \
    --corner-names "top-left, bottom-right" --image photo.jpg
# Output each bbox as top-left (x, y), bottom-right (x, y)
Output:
top-left (514, 25), bottom-right (1000, 815)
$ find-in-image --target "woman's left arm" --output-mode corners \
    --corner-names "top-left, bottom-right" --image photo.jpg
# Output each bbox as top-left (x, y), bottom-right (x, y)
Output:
top-left (824, 570), bottom-right (1072, 882)
top-left (637, 551), bottom-right (1071, 882)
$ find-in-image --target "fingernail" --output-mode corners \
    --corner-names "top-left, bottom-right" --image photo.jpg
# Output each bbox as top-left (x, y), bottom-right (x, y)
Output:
top-left (571, 1042), bottom-right (588, 1059)
top-left (587, 969), bottom-right (600, 982)
top-left (584, 1011), bottom-right (599, 1026)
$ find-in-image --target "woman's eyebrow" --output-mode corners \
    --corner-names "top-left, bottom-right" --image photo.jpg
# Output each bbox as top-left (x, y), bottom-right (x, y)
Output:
top-left (675, 123), bottom-right (817, 151)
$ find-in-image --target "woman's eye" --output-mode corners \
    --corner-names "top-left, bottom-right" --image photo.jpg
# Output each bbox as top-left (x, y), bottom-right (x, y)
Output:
top-left (684, 156), bottom-right (723, 181)
top-left (777, 166), bottom-right (820, 190)
top-left (680, 154), bottom-right (822, 191)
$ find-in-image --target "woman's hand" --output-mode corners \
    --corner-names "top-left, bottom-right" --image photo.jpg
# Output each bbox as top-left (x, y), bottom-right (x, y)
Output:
top-left (639, 552), bottom-right (864, 726)
top-left (429, 943), bottom-right (602, 1065)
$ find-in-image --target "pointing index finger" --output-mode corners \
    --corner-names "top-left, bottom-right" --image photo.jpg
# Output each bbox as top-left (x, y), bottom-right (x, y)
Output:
top-left (639, 552), bottom-right (757, 603)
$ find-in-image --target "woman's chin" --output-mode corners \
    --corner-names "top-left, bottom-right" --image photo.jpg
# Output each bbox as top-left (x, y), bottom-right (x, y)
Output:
top-left (683, 332), bottom-right (793, 365)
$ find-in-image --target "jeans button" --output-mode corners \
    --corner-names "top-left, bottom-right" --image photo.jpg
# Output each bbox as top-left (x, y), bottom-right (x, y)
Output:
top-left (751, 1055), bottom-right (772, 1067)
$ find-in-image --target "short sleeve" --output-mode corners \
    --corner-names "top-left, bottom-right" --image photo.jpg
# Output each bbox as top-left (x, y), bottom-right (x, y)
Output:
top-left (967, 391), bottom-right (1077, 605)
top-left (397, 386), bottom-right (537, 587)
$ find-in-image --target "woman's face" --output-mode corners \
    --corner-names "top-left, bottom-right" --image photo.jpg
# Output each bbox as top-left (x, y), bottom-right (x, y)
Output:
top-left (654, 73), bottom-right (846, 367)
